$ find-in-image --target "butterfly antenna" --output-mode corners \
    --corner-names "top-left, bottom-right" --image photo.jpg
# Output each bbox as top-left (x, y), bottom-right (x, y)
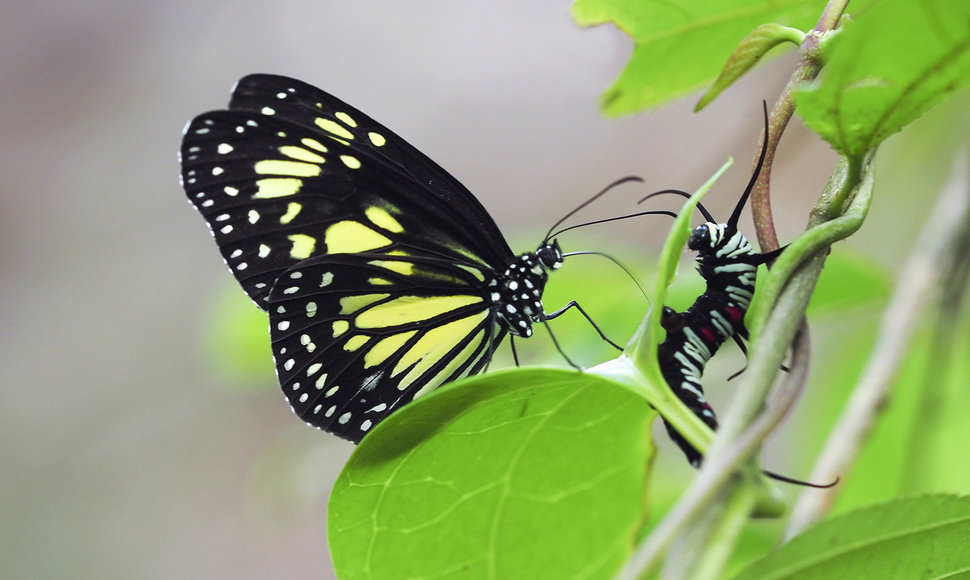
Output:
top-left (763, 469), bottom-right (840, 489)
top-left (561, 250), bottom-right (651, 302)
top-left (547, 209), bottom-right (677, 240)
top-left (727, 101), bottom-right (770, 231)
top-left (543, 176), bottom-right (645, 242)
top-left (638, 189), bottom-right (717, 223)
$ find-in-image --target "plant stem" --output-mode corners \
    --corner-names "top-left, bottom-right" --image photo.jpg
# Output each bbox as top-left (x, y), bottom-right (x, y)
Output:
top-left (618, 322), bottom-right (811, 579)
top-left (621, 1), bottom-right (861, 575)
top-left (785, 153), bottom-right (970, 538)
top-left (679, 478), bottom-right (760, 580)
top-left (828, 154), bottom-right (863, 217)
top-left (630, 157), bottom-right (871, 578)
top-left (750, 0), bottom-right (847, 252)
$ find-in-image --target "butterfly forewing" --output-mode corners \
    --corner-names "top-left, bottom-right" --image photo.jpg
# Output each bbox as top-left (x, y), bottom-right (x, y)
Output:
top-left (266, 252), bottom-right (503, 441)
top-left (181, 74), bottom-right (513, 308)
top-left (231, 75), bottom-right (511, 263)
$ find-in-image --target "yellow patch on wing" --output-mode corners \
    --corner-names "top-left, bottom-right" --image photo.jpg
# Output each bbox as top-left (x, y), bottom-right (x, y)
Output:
top-left (452, 244), bottom-right (490, 267)
top-left (457, 265), bottom-right (486, 282)
top-left (315, 117), bottom-right (354, 141)
top-left (367, 259), bottom-right (413, 276)
top-left (301, 138), bottom-right (328, 152)
top-left (332, 320), bottom-right (349, 337)
top-left (279, 146), bottom-right (325, 164)
top-left (254, 159), bottom-right (321, 177)
top-left (279, 202), bottom-right (302, 224)
top-left (339, 293), bottom-right (390, 314)
top-left (411, 330), bottom-right (486, 399)
top-left (365, 206), bottom-right (404, 233)
top-left (287, 233), bottom-right (316, 259)
top-left (343, 335), bottom-right (369, 352)
top-left (392, 312), bottom-right (487, 387)
top-left (325, 221), bottom-right (392, 253)
top-left (254, 178), bottom-right (302, 198)
top-left (367, 277), bottom-right (392, 286)
top-left (355, 295), bottom-right (482, 329)
top-left (340, 155), bottom-right (361, 169)
top-left (335, 111), bottom-right (357, 127)
top-left (368, 132), bottom-right (387, 147)
top-left (363, 330), bottom-right (418, 369)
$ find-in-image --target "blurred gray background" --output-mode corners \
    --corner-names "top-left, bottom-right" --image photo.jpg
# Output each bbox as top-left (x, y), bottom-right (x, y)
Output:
top-left (3, 1), bottom-right (961, 578)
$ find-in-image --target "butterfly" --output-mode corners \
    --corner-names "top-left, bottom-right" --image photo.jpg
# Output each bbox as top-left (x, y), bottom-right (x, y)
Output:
top-left (180, 74), bottom-right (622, 442)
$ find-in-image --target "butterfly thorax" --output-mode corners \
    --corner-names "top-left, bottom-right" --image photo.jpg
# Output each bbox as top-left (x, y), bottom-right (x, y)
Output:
top-left (489, 240), bottom-right (563, 338)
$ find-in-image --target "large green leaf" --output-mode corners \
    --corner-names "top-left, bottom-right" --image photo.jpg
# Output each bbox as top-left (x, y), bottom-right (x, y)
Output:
top-left (796, 0), bottom-right (970, 158)
top-left (571, 0), bottom-right (822, 115)
top-left (732, 494), bottom-right (970, 579)
top-left (328, 368), bottom-right (656, 580)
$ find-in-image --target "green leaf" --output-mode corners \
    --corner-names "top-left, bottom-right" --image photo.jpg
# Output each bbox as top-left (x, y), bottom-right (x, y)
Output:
top-left (697, 24), bottom-right (805, 111)
top-left (796, 0), bottom-right (970, 158)
top-left (732, 494), bottom-right (970, 579)
top-left (328, 368), bottom-right (655, 580)
top-left (571, 0), bottom-right (821, 115)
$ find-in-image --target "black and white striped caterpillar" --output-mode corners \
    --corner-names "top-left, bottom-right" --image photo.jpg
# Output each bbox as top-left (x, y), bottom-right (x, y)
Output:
top-left (646, 105), bottom-right (783, 467)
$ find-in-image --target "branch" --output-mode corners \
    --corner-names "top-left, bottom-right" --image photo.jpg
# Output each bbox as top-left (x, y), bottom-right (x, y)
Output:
top-left (750, 0), bottom-right (847, 251)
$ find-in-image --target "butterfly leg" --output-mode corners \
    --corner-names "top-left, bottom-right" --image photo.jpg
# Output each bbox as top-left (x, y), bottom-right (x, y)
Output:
top-left (509, 336), bottom-right (521, 367)
top-left (540, 319), bottom-right (582, 370)
top-left (543, 301), bottom-right (622, 351)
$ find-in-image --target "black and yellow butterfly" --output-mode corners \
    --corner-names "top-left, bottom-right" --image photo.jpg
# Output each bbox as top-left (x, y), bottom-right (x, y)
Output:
top-left (180, 74), bottom-right (619, 442)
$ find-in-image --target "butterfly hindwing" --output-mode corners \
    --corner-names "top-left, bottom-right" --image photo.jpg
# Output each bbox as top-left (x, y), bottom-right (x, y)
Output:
top-left (266, 252), bottom-right (503, 441)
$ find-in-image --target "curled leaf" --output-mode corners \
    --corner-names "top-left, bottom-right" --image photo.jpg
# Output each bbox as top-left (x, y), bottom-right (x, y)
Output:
top-left (696, 24), bottom-right (805, 111)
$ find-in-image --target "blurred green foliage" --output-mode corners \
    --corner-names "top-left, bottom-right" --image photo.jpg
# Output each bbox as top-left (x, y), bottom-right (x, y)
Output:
top-left (734, 495), bottom-right (970, 578)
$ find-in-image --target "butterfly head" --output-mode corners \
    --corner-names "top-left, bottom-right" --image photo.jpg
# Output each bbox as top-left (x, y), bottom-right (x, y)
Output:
top-left (536, 240), bottom-right (564, 271)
